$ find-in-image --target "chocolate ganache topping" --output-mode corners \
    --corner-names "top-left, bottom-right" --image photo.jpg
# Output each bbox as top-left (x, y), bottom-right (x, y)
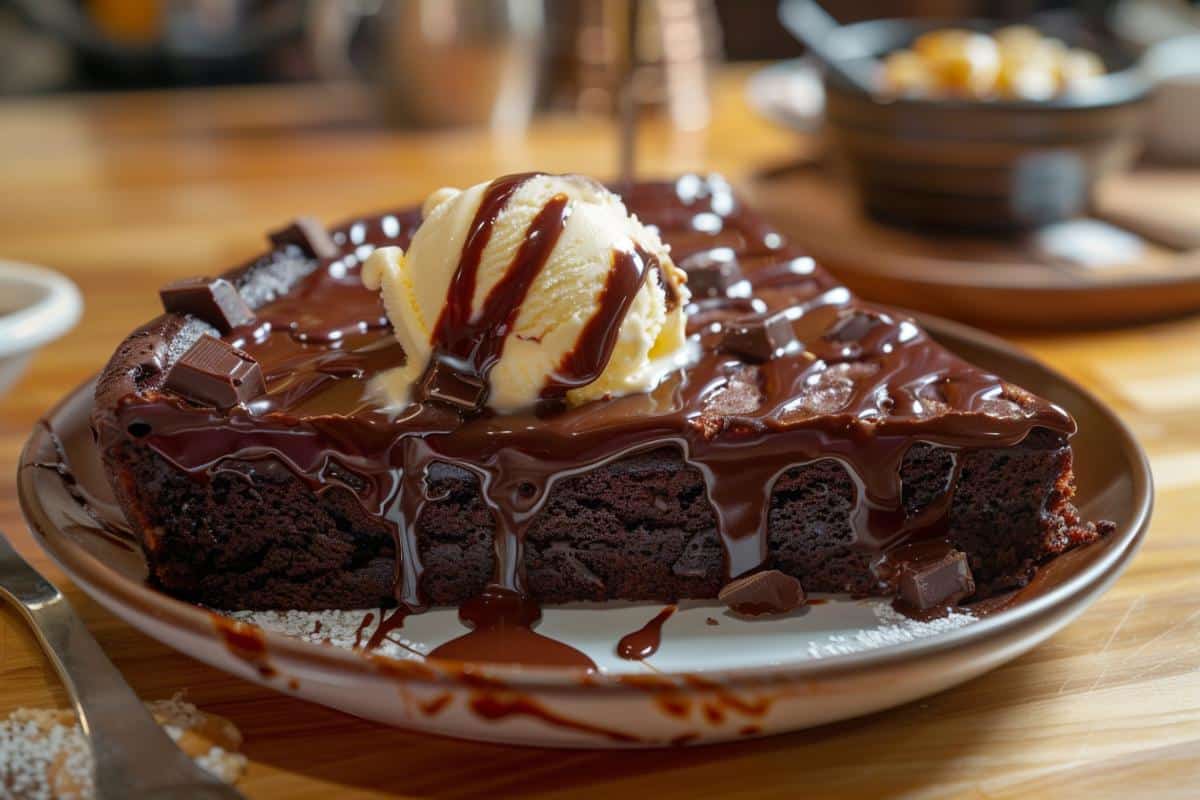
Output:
top-left (104, 173), bottom-right (1075, 626)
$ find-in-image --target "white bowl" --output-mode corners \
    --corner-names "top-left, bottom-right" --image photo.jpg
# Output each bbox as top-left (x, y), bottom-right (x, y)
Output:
top-left (0, 261), bottom-right (83, 397)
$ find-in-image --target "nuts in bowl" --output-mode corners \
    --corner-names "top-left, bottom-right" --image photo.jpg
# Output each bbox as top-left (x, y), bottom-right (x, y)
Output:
top-left (778, 9), bottom-right (1151, 231)
top-left (881, 25), bottom-right (1106, 101)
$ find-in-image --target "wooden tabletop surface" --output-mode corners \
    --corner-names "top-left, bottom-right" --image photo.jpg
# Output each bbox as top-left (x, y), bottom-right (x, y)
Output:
top-left (2, 69), bottom-right (1199, 799)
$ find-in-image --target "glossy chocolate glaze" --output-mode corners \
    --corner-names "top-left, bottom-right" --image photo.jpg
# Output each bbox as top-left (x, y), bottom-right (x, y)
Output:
top-left (104, 174), bottom-right (1075, 665)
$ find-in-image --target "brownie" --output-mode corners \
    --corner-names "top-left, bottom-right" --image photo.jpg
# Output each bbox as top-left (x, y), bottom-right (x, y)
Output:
top-left (92, 175), bottom-right (1102, 611)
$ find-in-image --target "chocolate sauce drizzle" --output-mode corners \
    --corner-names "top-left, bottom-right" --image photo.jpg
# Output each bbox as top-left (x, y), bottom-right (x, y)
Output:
top-left (430, 176), bottom-right (570, 392)
top-left (543, 244), bottom-right (656, 398)
top-left (108, 174), bottom-right (1075, 667)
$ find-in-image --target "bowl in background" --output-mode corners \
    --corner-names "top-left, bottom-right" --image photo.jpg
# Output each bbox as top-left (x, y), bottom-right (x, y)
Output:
top-left (0, 261), bottom-right (83, 398)
top-left (796, 11), bottom-right (1151, 232)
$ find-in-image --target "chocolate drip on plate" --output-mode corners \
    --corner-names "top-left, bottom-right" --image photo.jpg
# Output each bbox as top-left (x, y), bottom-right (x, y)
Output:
top-left (353, 606), bottom-right (414, 652)
top-left (616, 605), bottom-right (676, 660)
top-left (428, 586), bottom-right (597, 671)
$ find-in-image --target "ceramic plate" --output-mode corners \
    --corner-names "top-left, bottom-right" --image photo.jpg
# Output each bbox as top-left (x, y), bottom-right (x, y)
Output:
top-left (17, 315), bottom-right (1151, 748)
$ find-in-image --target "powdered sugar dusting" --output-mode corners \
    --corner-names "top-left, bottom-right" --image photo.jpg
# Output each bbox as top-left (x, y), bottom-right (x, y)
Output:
top-left (224, 609), bottom-right (429, 661)
top-left (805, 602), bottom-right (977, 659)
top-left (0, 710), bottom-right (86, 800)
top-left (0, 697), bottom-right (245, 799)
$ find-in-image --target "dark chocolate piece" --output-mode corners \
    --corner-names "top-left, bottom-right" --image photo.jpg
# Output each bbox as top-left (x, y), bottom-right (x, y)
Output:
top-left (417, 360), bottom-right (486, 412)
top-left (159, 277), bottom-right (255, 333)
top-left (718, 569), bottom-right (805, 617)
top-left (165, 335), bottom-right (265, 410)
top-left (679, 249), bottom-right (742, 298)
top-left (898, 549), bottom-right (976, 610)
top-left (269, 217), bottom-right (339, 260)
top-left (719, 312), bottom-right (795, 362)
top-left (826, 309), bottom-right (885, 343)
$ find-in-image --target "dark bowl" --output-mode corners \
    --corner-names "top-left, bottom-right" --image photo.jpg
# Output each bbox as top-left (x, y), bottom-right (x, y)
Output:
top-left (816, 14), bottom-right (1151, 232)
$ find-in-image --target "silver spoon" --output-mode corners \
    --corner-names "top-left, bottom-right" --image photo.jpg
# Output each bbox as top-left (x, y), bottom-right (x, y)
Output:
top-left (778, 0), bottom-right (879, 95)
top-left (0, 531), bottom-right (246, 800)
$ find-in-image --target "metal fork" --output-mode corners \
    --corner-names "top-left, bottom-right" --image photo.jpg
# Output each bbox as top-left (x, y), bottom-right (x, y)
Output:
top-left (0, 531), bottom-right (246, 799)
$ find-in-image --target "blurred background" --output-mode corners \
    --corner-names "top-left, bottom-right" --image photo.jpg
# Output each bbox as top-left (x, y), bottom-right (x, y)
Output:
top-left (0, 0), bottom-right (1195, 325)
top-left (0, 1), bottom-right (1194, 100)
top-left (0, 0), bottom-right (1195, 172)
top-left (1, 0), bottom-right (1196, 169)
top-left (1, 0), bottom-right (1198, 324)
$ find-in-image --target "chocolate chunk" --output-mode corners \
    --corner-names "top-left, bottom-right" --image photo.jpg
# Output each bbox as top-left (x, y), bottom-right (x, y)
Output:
top-left (719, 312), bottom-right (796, 362)
top-left (269, 217), bottom-right (339, 260)
top-left (165, 335), bottom-right (265, 410)
top-left (897, 549), bottom-right (976, 610)
top-left (417, 360), bottom-right (486, 412)
top-left (825, 309), bottom-right (885, 343)
top-left (718, 569), bottom-right (805, 617)
top-left (159, 277), bottom-right (255, 333)
top-left (679, 249), bottom-right (742, 298)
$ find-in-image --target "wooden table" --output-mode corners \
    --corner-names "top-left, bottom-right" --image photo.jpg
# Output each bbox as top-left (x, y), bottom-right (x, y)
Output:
top-left (2, 70), bottom-right (1198, 799)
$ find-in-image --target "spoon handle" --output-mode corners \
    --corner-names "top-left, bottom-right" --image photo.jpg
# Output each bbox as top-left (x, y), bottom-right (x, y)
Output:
top-left (778, 0), bottom-right (878, 95)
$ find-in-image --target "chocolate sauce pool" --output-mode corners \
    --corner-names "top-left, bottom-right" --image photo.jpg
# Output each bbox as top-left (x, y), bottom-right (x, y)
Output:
top-left (102, 174), bottom-right (1075, 665)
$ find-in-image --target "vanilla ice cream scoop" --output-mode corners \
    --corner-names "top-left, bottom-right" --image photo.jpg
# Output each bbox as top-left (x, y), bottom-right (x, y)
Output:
top-left (362, 173), bottom-right (691, 413)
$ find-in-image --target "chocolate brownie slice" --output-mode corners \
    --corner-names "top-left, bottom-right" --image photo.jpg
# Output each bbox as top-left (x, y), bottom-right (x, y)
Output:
top-left (93, 176), bottom-right (1101, 611)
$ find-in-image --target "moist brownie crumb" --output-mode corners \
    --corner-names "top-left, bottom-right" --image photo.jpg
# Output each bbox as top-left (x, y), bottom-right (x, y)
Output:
top-left (100, 435), bottom-right (1093, 610)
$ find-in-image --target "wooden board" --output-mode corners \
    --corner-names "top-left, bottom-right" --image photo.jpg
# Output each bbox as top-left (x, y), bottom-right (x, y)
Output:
top-left (1, 68), bottom-right (1199, 798)
top-left (748, 158), bottom-right (1200, 330)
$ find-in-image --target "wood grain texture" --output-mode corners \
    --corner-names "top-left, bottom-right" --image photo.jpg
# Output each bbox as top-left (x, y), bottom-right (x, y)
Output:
top-left (1, 69), bottom-right (1198, 799)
